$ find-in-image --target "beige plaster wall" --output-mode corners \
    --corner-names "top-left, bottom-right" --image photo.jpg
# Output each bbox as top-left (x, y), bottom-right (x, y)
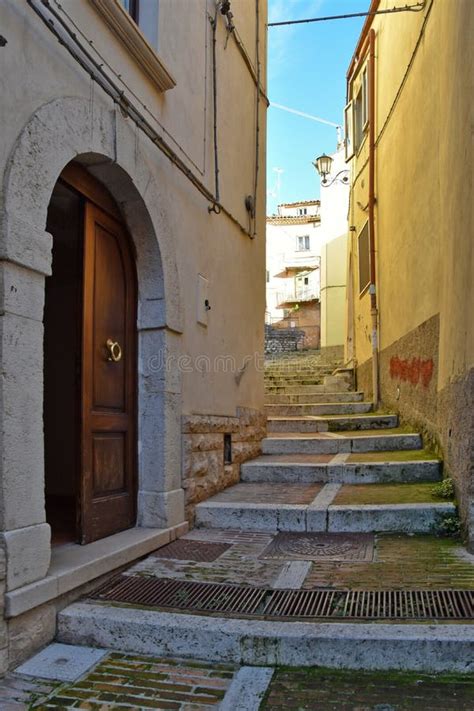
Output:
top-left (1, 0), bottom-right (267, 419)
top-left (348, 0), bottom-right (472, 377)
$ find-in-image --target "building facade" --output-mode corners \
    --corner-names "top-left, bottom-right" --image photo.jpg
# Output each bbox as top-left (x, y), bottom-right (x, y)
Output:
top-left (315, 145), bottom-right (349, 358)
top-left (344, 0), bottom-right (473, 542)
top-left (0, 0), bottom-right (267, 670)
top-left (266, 201), bottom-right (321, 349)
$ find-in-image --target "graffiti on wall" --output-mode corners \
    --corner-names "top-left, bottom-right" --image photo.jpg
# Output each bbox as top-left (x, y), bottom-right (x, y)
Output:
top-left (389, 356), bottom-right (434, 388)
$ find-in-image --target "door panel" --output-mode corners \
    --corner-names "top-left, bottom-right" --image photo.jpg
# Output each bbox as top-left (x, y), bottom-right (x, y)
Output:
top-left (93, 225), bottom-right (126, 410)
top-left (81, 202), bottom-right (137, 543)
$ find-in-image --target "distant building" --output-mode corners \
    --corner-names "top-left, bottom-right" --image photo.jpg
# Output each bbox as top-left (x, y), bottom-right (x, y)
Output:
top-left (266, 201), bottom-right (321, 349)
top-left (315, 145), bottom-right (350, 358)
top-left (266, 145), bottom-right (349, 354)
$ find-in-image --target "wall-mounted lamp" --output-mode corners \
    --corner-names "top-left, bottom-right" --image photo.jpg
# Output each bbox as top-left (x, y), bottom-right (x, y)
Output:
top-left (313, 153), bottom-right (349, 187)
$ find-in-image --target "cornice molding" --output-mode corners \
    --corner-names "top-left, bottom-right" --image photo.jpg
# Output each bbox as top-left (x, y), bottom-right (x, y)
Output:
top-left (89, 0), bottom-right (176, 92)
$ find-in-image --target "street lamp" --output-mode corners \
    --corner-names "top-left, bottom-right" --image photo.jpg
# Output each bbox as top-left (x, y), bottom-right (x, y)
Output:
top-left (313, 153), bottom-right (349, 187)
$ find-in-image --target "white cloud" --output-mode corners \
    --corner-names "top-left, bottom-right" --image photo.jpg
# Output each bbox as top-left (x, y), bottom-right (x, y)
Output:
top-left (268, 0), bottom-right (324, 80)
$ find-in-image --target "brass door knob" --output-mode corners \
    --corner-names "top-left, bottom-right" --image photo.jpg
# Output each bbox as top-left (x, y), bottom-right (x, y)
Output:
top-left (106, 339), bottom-right (122, 362)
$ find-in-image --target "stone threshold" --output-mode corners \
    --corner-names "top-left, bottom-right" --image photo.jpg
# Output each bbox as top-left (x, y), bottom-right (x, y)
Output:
top-left (5, 523), bottom-right (188, 618)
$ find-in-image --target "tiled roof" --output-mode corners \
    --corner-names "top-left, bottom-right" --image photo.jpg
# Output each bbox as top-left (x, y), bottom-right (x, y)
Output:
top-left (266, 215), bottom-right (321, 225)
top-left (278, 200), bottom-right (320, 207)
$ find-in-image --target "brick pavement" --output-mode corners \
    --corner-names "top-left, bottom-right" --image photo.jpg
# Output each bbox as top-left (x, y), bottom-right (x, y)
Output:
top-left (2, 653), bottom-right (236, 709)
top-left (262, 667), bottom-right (474, 710)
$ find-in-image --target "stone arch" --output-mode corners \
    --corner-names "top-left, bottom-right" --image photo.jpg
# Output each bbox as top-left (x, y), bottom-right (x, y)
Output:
top-left (0, 96), bottom-right (185, 592)
top-left (2, 96), bottom-right (183, 332)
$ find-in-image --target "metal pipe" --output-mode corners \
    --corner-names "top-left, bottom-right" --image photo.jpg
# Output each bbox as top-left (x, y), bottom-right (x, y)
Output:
top-left (368, 29), bottom-right (379, 408)
top-left (26, 0), bottom-right (252, 237)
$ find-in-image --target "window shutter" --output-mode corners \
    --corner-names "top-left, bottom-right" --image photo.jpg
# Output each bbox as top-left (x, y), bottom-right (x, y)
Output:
top-left (344, 101), bottom-right (355, 161)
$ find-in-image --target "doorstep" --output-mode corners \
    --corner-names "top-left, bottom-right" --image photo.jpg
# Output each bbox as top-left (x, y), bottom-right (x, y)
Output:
top-left (5, 523), bottom-right (188, 618)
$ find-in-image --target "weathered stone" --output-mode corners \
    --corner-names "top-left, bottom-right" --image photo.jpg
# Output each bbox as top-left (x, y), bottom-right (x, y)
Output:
top-left (8, 603), bottom-right (56, 669)
top-left (182, 415), bottom-right (240, 434)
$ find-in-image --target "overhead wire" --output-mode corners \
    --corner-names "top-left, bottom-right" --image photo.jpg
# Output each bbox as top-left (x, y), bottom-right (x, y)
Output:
top-left (268, 3), bottom-right (425, 27)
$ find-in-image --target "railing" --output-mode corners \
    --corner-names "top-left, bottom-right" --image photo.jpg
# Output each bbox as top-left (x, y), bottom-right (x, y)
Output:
top-left (276, 286), bottom-right (319, 306)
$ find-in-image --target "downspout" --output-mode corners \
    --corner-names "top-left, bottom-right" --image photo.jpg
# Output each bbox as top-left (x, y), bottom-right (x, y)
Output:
top-left (368, 28), bottom-right (379, 408)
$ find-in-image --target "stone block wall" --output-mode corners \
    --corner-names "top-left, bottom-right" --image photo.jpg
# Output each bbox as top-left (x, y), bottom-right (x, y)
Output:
top-left (265, 325), bottom-right (304, 355)
top-left (182, 408), bottom-right (266, 525)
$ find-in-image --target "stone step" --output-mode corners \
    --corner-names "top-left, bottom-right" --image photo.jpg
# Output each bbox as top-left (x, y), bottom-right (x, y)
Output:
top-left (265, 402), bottom-right (373, 416)
top-left (241, 454), bottom-right (441, 484)
top-left (264, 378), bottom-right (328, 386)
top-left (57, 603), bottom-right (474, 672)
top-left (266, 363), bottom-right (333, 369)
top-left (194, 483), bottom-right (453, 534)
top-left (265, 391), bottom-right (364, 404)
top-left (267, 414), bottom-right (398, 432)
top-left (261, 432), bottom-right (423, 455)
top-left (325, 414), bottom-right (399, 431)
top-left (265, 384), bottom-right (356, 395)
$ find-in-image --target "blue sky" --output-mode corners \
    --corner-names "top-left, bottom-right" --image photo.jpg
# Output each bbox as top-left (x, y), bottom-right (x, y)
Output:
top-left (266, 0), bottom-right (370, 213)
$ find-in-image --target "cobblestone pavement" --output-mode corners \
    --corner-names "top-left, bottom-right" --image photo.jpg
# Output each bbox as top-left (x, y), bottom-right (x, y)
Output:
top-left (129, 528), bottom-right (474, 591)
top-left (1, 653), bottom-right (235, 709)
top-left (261, 667), bottom-right (474, 710)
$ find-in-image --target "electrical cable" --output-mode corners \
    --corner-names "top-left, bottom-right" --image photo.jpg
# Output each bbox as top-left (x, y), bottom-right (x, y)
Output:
top-left (51, 0), bottom-right (207, 176)
top-left (26, 0), bottom-right (252, 238)
top-left (268, 3), bottom-right (425, 27)
top-left (252, 0), bottom-right (261, 239)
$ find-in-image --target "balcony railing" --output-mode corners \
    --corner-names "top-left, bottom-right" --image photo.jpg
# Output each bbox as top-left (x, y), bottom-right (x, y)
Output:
top-left (276, 286), bottom-right (319, 307)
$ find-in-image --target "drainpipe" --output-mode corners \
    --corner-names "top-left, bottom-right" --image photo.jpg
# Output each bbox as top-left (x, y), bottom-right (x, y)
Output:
top-left (368, 29), bottom-right (379, 409)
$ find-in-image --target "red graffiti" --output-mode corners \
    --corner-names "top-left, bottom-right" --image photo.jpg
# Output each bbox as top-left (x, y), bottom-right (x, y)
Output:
top-left (389, 356), bottom-right (434, 388)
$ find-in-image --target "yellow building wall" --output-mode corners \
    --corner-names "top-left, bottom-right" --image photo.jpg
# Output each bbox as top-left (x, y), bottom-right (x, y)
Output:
top-left (347, 0), bottom-right (473, 541)
top-left (321, 234), bottom-right (347, 348)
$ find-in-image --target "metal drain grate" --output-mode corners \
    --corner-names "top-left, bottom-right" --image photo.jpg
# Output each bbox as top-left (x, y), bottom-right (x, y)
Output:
top-left (91, 576), bottom-right (474, 620)
top-left (260, 532), bottom-right (375, 562)
top-left (150, 539), bottom-right (231, 562)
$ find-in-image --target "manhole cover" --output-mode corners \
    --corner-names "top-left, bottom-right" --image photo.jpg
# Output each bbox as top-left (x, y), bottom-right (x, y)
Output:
top-left (151, 539), bottom-right (231, 562)
top-left (260, 532), bottom-right (374, 562)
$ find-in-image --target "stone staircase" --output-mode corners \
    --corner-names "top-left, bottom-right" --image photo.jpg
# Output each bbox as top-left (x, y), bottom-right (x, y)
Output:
top-left (195, 354), bottom-right (453, 535)
top-left (57, 352), bottom-right (474, 673)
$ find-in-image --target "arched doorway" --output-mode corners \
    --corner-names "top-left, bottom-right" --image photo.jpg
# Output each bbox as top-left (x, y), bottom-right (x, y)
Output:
top-left (44, 162), bottom-right (137, 545)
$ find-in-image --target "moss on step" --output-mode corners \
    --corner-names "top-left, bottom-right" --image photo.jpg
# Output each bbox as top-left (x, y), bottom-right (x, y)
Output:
top-left (261, 666), bottom-right (474, 710)
top-left (304, 534), bottom-right (474, 590)
top-left (348, 449), bottom-right (439, 462)
top-left (340, 425), bottom-right (416, 437)
top-left (334, 482), bottom-right (450, 505)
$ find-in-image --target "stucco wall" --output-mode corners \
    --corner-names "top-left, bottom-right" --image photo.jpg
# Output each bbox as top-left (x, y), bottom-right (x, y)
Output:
top-left (0, 0), bottom-right (268, 670)
top-left (1, 0), bottom-right (267, 418)
top-left (347, 0), bottom-right (473, 541)
top-left (320, 233), bottom-right (347, 348)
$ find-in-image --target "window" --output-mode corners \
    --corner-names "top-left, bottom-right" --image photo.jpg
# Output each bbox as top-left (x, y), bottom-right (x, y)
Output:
top-left (297, 235), bottom-right (310, 251)
top-left (358, 222), bottom-right (371, 294)
top-left (266, 270), bottom-right (270, 283)
top-left (361, 67), bottom-right (369, 128)
top-left (347, 64), bottom-right (369, 157)
top-left (120, 0), bottom-right (159, 48)
top-left (304, 277), bottom-right (309, 286)
top-left (344, 101), bottom-right (354, 161)
top-left (297, 207), bottom-right (307, 216)
top-left (90, 0), bottom-right (174, 92)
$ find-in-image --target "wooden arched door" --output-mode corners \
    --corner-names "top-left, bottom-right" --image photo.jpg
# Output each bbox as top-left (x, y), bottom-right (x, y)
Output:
top-left (45, 163), bottom-right (137, 544)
